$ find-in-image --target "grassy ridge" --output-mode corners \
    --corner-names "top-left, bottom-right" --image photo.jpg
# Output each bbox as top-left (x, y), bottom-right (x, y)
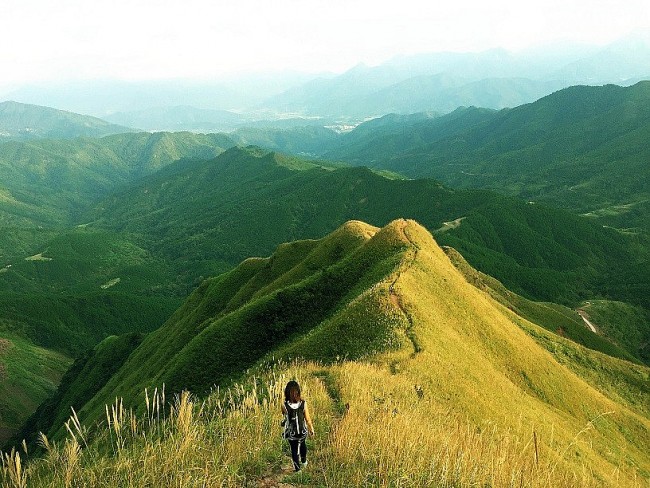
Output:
top-left (72, 221), bottom-right (408, 423)
top-left (4, 220), bottom-right (648, 486)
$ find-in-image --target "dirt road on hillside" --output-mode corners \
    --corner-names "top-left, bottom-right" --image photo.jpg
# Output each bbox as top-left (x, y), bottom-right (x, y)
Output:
top-left (577, 309), bottom-right (598, 333)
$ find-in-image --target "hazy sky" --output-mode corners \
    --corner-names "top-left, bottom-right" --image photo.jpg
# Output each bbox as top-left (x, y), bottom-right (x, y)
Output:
top-left (2, 0), bottom-right (649, 87)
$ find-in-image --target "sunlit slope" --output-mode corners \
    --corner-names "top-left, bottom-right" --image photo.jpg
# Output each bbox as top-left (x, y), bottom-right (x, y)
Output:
top-left (444, 246), bottom-right (642, 364)
top-left (11, 219), bottom-right (649, 485)
top-left (340, 220), bottom-right (649, 485)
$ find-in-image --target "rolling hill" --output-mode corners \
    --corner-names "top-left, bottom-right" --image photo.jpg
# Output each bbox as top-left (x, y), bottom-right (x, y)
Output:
top-left (322, 81), bottom-right (650, 230)
top-left (0, 101), bottom-right (132, 141)
top-left (0, 131), bottom-right (235, 225)
top-left (8, 220), bottom-right (648, 486)
top-left (0, 334), bottom-right (70, 447)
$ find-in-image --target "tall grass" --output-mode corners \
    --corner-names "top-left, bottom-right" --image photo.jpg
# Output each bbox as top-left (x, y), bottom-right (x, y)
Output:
top-left (3, 360), bottom-right (644, 487)
top-left (311, 362), bottom-right (646, 488)
top-left (0, 363), bottom-right (332, 487)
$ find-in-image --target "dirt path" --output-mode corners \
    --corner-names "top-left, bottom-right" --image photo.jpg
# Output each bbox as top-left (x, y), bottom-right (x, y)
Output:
top-left (388, 220), bottom-right (421, 356)
top-left (257, 466), bottom-right (298, 488)
top-left (257, 370), bottom-right (346, 488)
top-left (577, 309), bottom-right (598, 333)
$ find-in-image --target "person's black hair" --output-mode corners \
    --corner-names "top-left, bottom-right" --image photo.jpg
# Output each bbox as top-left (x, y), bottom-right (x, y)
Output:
top-left (284, 380), bottom-right (301, 403)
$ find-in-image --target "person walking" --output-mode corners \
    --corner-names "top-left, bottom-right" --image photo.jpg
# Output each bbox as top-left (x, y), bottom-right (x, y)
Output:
top-left (282, 380), bottom-right (315, 471)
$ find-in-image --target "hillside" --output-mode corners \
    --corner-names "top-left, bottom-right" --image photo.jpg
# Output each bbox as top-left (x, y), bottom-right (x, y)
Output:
top-left (0, 101), bottom-right (132, 141)
top-left (323, 82), bottom-right (650, 230)
top-left (0, 335), bottom-right (70, 447)
top-left (88, 146), bottom-right (650, 314)
top-left (2, 143), bottom-right (647, 447)
top-left (105, 105), bottom-right (247, 132)
top-left (0, 131), bottom-right (235, 225)
top-left (7, 220), bottom-right (648, 486)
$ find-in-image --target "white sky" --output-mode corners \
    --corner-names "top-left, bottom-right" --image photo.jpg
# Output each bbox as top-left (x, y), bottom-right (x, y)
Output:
top-left (1, 0), bottom-right (649, 86)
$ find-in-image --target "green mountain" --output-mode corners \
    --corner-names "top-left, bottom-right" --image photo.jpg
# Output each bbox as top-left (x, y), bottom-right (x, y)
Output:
top-left (0, 131), bottom-right (235, 225)
top-left (9, 220), bottom-right (649, 486)
top-left (231, 125), bottom-right (339, 157)
top-left (0, 101), bottom-right (133, 141)
top-left (86, 147), bottom-right (649, 339)
top-left (2, 142), bottom-right (647, 447)
top-left (323, 82), bottom-right (650, 230)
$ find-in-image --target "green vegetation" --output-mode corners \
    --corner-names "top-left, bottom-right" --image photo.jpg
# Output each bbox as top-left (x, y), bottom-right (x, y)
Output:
top-left (322, 82), bottom-right (650, 231)
top-left (0, 227), bottom-right (181, 355)
top-left (88, 146), bottom-right (650, 311)
top-left (0, 131), bottom-right (235, 225)
top-left (0, 101), bottom-right (132, 141)
top-left (6, 333), bottom-right (144, 451)
top-left (231, 125), bottom-right (339, 157)
top-left (445, 246), bottom-right (640, 363)
top-left (3, 221), bottom-right (648, 487)
top-left (0, 334), bottom-right (71, 447)
top-left (577, 300), bottom-right (650, 364)
top-left (2, 141), bottom-right (648, 448)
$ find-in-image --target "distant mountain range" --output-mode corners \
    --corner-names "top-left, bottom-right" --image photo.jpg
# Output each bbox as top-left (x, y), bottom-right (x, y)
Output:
top-left (104, 106), bottom-right (248, 132)
top-left (262, 37), bottom-right (650, 119)
top-left (0, 101), bottom-right (133, 141)
top-left (3, 36), bottom-right (649, 127)
top-left (319, 81), bottom-right (650, 231)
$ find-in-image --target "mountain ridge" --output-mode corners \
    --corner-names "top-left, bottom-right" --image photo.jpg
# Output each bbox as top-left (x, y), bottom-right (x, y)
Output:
top-left (0, 101), bottom-right (133, 141)
top-left (9, 219), bottom-right (648, 486)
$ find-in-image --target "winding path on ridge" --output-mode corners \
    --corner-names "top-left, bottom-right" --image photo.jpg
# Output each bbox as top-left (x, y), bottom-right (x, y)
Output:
top-left (388, 220), bottom-right (421, 356)
top-left (257, 371), bottom-right (346, 488)
top-left (257, 220), bottom-right (421, 486)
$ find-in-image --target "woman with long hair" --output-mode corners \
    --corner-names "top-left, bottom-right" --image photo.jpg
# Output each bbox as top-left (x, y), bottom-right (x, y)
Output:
top-left (282, 380), bottom-right (315, 471)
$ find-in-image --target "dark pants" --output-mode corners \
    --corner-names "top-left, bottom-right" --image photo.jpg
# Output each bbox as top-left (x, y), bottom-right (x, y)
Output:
top-left (288, 438), bottom-right (307, 471)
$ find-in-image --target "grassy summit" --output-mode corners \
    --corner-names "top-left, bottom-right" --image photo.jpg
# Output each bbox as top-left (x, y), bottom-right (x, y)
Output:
top-left (6, 220), bottom-right (647, 486)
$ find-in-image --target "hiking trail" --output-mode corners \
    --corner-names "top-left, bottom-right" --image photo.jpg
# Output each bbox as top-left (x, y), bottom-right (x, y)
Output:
top-left (389, 220), bottom-right (421, 356)
top-left (257, 371), bottom-right (346, 488)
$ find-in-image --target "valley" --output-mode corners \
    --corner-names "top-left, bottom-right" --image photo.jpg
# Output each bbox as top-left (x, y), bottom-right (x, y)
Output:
top-left (0, 78), bottom-right (649, 486)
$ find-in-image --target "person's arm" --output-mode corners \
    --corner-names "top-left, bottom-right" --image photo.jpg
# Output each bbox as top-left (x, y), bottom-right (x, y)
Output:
top-left (281, 402), bottom-right (287, 415)
top-left (304, 402), bottom-right (315, 436)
